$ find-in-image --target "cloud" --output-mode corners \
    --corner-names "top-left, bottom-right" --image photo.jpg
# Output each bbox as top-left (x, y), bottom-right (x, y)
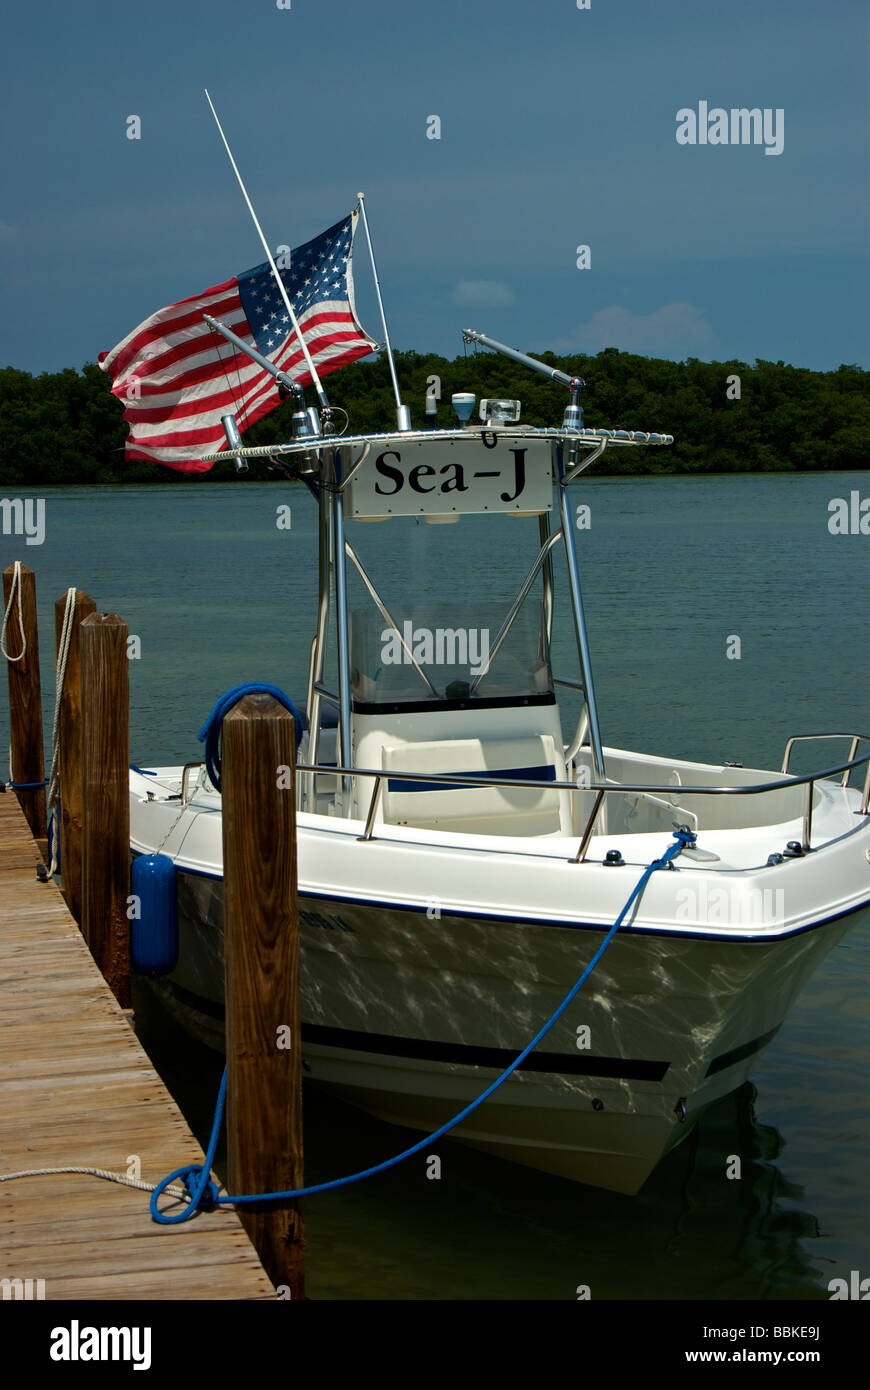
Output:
top-left (451, 279), bottom-right (515, 308)
top-left (544, 302), bottom-right (716, 359)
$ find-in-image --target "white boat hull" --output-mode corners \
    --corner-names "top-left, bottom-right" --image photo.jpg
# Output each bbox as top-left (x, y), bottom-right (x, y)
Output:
top-left (130, 756), bottom-right (870, 1193)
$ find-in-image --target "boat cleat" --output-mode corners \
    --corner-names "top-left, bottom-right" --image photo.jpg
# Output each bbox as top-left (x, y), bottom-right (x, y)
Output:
top-left (782, 840), bottom-right (806, 858)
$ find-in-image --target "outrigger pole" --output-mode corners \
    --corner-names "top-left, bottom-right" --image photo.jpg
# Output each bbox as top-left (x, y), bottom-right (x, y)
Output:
top-left (202, 314), bottom-right (303, 397)
top-left (463, 328), bottom-right (585, 429)
top-left (356, 193), bottom-right (411, 432)
top-left (203, 89), bottom-right (330, 413)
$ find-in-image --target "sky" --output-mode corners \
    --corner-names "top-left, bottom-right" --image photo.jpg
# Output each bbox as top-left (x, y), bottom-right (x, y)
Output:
top-left (1, 0), bottom-right (868, 376)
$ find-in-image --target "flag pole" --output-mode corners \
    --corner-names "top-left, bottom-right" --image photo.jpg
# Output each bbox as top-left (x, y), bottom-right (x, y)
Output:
top-left (356, 193), bottom-right (411, 432)
top-left (204, 89), bottom-right (330, 412)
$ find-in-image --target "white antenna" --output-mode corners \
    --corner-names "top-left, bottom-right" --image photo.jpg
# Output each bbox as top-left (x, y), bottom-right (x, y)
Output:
top-left (356, 192), bottom-right (410, 431)
top-left (204, 89), bottom-right (328, 409)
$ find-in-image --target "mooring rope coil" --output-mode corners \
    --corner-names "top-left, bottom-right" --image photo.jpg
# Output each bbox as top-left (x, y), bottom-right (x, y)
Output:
top-left (148, 826), bottom-right (696, 1224)
top-left (197, 682), bottom-right (304, 791)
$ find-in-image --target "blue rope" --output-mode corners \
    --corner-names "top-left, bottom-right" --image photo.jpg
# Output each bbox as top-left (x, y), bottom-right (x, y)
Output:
top-left (150, 827), bottom-right (695, 1223)
top-left (197, 683), bottom-right (304, 791)
top-left (3, 779), bottom-right (49, 790)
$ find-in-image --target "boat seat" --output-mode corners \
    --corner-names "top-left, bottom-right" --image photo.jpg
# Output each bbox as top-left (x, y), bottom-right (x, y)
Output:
top-left (377, 734), bottom-right (572, 836)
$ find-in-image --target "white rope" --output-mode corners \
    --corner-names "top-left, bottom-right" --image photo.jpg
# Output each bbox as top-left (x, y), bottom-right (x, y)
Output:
top-left (0, 559), bottom-right (26, 662)
top-left (47, 587), bottom-right (77, 874)
top-left (0, 1166), bottom-right (192, 1201)
top-left (3, 561), bottom-right (27, 783)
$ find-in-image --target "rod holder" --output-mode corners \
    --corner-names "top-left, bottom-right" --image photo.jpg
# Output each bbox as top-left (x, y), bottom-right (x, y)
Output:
top-left (562, 379), bottom-right (585, 430)
top-left (221, 413), bottom-right (248, 473)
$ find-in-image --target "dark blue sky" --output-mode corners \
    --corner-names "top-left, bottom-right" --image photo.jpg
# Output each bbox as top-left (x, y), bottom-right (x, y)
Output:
top-left (2, 0), bottom-right (868, 374)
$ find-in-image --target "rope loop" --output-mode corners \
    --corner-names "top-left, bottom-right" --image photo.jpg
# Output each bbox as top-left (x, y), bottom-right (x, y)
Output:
top-left (0, 560), bottom-right (26, 663)
top-left (46, 588), bottom-right (77, 874)
top-left (150, 1068), bottom-right (228, 1224)
top-left (149, 1165), bottom-right (221, 1224)
top-left (197, 682), bottom-right (304, 791)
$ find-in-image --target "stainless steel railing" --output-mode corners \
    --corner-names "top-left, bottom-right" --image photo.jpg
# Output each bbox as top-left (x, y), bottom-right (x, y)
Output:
top-left (781, 732), bottom-right (870, 787)
top-left (294, 736), bottom-right (870, 859)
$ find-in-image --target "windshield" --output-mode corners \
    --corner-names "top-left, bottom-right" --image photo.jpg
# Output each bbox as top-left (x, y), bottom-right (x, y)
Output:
top-left (350, 599), bottom-right (553, 706)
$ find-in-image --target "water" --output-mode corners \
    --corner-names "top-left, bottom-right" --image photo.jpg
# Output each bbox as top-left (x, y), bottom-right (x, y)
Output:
top-left (2, 471), bottom-right (868, 1300)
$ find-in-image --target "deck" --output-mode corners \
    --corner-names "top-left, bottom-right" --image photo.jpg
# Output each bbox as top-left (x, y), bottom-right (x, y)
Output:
top-left (0, 790), bottom-right (275, 1301)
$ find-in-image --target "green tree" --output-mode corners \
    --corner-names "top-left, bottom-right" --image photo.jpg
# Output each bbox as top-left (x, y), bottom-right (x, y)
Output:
top-left (1, 350), bottom-right (867, 485)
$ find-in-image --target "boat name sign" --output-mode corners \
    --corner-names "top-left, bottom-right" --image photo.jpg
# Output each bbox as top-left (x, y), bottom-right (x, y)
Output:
top-left (347, 435), bottom-right (553, 518)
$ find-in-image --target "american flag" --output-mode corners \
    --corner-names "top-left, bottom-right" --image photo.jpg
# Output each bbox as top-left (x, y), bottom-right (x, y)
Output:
top-left (99, 211), bottom-right (378, 471)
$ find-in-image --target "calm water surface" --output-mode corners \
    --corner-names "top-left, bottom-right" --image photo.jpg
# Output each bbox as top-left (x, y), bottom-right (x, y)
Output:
top-left (1, 471), bottom-right (868, 1300)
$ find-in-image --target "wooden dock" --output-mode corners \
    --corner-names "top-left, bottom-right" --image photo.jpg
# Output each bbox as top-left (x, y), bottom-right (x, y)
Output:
top-left (0, 791), bottom-right (275, 1301)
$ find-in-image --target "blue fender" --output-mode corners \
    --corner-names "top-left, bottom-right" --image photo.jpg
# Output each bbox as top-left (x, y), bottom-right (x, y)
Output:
top-left (131, 854), bottom-right (179, 976)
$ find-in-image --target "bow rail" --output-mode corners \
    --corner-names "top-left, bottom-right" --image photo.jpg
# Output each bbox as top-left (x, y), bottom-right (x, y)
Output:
top-left (285, 737), bottom-right (870, 859)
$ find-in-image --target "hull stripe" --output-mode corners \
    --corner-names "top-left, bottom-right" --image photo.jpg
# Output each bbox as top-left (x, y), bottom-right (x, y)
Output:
top-left (164, 979), bottom-right (670, 1080)
top-left (302, 1021), bottom-right (670, 1080)
top-left (705, 1024), bottom-right (781, 1077)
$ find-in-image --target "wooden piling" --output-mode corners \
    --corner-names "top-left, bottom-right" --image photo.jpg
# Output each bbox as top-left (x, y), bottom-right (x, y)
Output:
top-left (2, 563), bottom-right (46, 841)
top-left (222, 693), bottom-right (304, 1298)
top-left (80, 611), bottom-right (131, 1008)
top-left (54, 589), bottom-right (97, 926)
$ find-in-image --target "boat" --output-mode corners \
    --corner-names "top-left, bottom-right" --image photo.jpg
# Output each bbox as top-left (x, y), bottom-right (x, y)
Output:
top-left (127, 326), bottom-right (870, 1196)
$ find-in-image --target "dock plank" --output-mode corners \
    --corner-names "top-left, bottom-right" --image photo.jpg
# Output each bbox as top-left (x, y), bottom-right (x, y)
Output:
top-left (0, 792), bottom-right (276, 1301)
